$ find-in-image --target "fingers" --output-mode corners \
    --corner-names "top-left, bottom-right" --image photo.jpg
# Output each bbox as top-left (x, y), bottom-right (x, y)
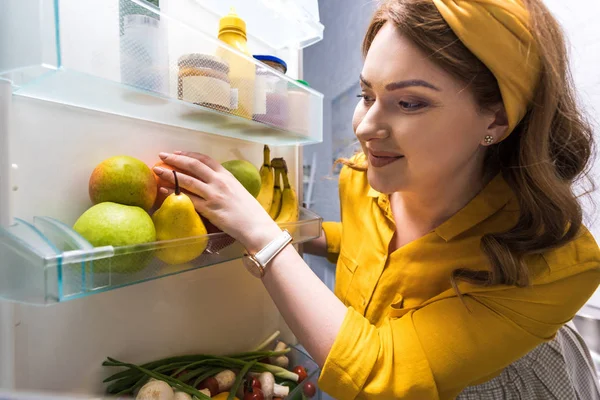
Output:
top-left (153, 167), bottom-right (210, 199)
top-left (159, 152), bottom-right (216, 182)
top-left (173, 151), bottom-right (225, 173)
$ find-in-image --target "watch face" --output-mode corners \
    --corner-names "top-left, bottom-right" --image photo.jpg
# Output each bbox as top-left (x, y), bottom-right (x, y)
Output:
top-left (243, 255), bottom-right (263, 278)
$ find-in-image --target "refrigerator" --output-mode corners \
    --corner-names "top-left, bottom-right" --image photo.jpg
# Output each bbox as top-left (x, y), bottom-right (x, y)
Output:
top-left (0, 0), bottom-right (325, 398)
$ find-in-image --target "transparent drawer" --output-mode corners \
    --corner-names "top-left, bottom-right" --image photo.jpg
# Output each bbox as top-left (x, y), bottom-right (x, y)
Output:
top-left (0, 0), bottom-right (323, 147)
top-left (0, 207), bottom-right (322, 305)
top-left (102, 340), bottom-right (322, 400)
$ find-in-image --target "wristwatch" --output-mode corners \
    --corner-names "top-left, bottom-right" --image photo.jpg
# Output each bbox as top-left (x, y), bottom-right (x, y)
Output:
top-left (242, 229), bottom-right (293, 278)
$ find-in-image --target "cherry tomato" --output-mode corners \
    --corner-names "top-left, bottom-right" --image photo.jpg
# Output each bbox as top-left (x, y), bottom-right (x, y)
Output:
top-left (247, 377), bottom-right (262, 390)
top-left (303, 381), bottom-right (317, 398)
top-left (292, 365), bottom-right (308, 382)
top-left (242, 384), bottom-right (264, 400)
top-left (196, 376), bottom-right (219, 397)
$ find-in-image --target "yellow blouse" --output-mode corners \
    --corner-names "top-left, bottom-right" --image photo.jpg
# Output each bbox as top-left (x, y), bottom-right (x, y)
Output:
top-left (318, 162), bottom-right (600, 400)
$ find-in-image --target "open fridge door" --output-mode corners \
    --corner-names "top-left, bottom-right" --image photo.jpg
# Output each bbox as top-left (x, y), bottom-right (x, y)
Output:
top-left (0, 0), bottom-right (324, 398)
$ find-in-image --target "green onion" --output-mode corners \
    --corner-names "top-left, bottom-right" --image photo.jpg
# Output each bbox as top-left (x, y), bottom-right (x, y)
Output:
top-left (106, 357), bottom-right (211, 400)
top-left (192, 368), bottom-right (225, 389)
top-left (228, 360), bottom-right (256, 400)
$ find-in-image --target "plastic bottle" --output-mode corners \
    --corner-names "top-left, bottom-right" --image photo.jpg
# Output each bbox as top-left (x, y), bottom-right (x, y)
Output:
top-left (217, 8), bottom-right (254, 120)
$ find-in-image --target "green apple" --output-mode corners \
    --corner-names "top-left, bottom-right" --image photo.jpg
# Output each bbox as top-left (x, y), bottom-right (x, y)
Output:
top-left (221, 160), bottom-right (262, 197)
top-left (73, 202), bottom-right (156, 273)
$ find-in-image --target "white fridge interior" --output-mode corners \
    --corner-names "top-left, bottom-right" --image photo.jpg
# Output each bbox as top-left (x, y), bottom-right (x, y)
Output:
top-left (0, 0), bottom-right (325, 395)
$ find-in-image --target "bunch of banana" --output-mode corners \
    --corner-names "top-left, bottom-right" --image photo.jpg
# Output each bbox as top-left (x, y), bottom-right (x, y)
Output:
top-left (269, 166), bottom-right (283, 219)
top-left (271, 158), bottom-right (299, 229)
top-left (256, 145), bottom-right (274, 212)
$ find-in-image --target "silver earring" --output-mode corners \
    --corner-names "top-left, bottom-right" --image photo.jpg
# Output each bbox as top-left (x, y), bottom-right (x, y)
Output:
top-left (484, 135), bottom-right (494, 145)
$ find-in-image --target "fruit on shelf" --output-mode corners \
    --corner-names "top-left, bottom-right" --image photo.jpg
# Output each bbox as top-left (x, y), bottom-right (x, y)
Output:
top-left (153, 171), bottom-right (208, 265)
top-left (89, 155), bottom-right (157, 211)
top-left (272, 159), bottom-right (298, 227)
top-left (268, 166), bottom-right (283, 220)
top-left (73, 202), bottom-right (156, 273)
top-left (222, 159), bottom-right (262, 198)
top-left (152, 161), bottom-right (184, 208)
top-left (256, 145), bottom-right (274, 212)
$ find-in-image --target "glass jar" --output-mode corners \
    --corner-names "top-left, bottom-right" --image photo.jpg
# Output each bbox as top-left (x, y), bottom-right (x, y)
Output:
top-left (253, 55), bottom-right (289, 129)
top-left (177, 54), bottom-right (231, 112)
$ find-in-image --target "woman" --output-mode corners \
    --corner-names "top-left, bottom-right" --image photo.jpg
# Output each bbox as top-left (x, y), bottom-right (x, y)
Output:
top-left (153, 0), bottom-right (600, 398)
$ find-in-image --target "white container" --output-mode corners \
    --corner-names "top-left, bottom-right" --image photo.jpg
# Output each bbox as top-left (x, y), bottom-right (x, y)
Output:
top-left (288, 80), bottom-right (311, 136)
top-left (120, 14), bottom-right (168, 94)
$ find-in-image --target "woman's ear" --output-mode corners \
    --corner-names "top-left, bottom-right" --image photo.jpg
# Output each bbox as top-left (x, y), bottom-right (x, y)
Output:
top-left (482, 104), bottom-right (509, 145)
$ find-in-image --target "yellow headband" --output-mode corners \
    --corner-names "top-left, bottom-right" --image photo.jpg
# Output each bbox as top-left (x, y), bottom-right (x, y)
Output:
top-left (431, 0), bottom-right (541, 139)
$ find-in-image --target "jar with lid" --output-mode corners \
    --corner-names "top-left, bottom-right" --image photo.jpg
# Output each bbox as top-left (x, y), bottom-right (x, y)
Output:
top-left (178, 54), bottom-right (231, 112)
top-left (253, 55), bottom-right (289, 129)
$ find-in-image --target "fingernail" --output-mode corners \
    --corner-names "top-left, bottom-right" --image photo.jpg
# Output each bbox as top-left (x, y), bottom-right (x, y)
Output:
top-left (159, 152), bottom-right (170, 159)
top-left (153, 166), bottom-right (164, 175)
top-left (159, 187), bottom-right (170, 194)
top-left (174, 150), bottom-right (183, 155)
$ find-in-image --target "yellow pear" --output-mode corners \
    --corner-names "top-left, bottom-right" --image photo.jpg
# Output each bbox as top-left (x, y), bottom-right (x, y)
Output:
top-left (152, 171), bottom-right (208, 265)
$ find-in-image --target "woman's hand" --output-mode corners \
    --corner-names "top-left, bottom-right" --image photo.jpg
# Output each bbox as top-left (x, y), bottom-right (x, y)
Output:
top-left (153, 151), bottom-right (282, 252)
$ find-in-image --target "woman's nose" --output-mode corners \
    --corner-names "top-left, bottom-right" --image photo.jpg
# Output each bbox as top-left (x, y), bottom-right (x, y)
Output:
top-left (355, 107), bottom-right (390, 141)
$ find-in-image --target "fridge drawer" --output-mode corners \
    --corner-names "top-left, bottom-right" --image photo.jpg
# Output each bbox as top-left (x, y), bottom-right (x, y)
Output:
top-left (0, 207), bottom-right (322, 304)
top-left (0, 0), bottom-right (323, 147)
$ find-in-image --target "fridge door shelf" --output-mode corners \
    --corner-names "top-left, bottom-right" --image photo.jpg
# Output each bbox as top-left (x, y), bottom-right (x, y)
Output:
top-left (188, 0), bottom-right (324, 50)
top-left (0, 207), bottom-right (322, 305)
top-left (0, 0), bottom-right (323, 147)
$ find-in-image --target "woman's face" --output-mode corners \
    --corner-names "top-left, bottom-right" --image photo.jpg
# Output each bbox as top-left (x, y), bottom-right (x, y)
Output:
top-left (354, 22), bottom-right (504, 195)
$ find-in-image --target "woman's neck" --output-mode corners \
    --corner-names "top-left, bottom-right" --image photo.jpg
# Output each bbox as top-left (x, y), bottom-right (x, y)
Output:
top-left (388, 167), bottom-right (490, 250)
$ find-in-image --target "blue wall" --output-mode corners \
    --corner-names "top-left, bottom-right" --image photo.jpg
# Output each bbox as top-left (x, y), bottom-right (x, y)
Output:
top-left (303, 0), bottom-right (376, 289)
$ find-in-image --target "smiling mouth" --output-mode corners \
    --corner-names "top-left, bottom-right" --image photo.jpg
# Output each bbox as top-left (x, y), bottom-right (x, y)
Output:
top-left (368, 152), bottom-right (404, 168)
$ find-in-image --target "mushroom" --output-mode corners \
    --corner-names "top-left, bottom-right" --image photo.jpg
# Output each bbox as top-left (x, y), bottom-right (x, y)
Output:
top-left (136, 380), bottom-right (175, 400)
top-left (214, 369), bottom-right (236, 392)
top-left (268, 342), bottom-right (289, 368)
top-left (173, 392), bottom-right (193, 400)
top-left (273, 384), bottom-right (289, 398)
top-left (258, 372), bottom-right (275, 400)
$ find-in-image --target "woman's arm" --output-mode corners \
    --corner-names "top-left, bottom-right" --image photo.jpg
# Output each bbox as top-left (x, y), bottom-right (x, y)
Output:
top-left (302, 228), bottom-right (328, 257)
top-left (154, 151), bottom-right (347, 366)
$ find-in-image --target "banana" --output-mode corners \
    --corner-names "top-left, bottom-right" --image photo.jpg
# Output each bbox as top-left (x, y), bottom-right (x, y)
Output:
top-left (256, 145), bottom-right (274, 212)
top-left (268, 166), bottom-right (283, 219)
top-left (275, 162), bottom-right (299, 228)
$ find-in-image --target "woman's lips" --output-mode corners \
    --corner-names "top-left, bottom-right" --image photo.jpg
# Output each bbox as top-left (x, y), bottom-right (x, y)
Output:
top-left (368, 151), bottom-right (404, 168)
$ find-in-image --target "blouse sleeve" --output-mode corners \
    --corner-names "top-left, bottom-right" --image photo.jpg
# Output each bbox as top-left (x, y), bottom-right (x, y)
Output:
top-left (318, 268), bottom-right (600, 400)
top-left (322, 221), bottom-right (342, 264)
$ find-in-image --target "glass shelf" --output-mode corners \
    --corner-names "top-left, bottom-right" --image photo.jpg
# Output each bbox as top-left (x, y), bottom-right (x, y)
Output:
top-left (190, 0), bottom-right (324, 50)
top-left (0, 0), bottom-right (323, 147)
top-left (0, 208), bottom-right (322, 305)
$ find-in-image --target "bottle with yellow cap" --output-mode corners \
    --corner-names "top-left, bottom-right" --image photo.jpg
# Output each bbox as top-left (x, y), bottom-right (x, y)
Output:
top-left (217, 8), bottom-right (254, 120)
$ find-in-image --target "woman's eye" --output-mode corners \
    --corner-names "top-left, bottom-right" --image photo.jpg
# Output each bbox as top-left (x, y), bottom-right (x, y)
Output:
top-left (399, 101), bottom-right (427, 111)
top-left (357, 94), bottom-right (375, 105)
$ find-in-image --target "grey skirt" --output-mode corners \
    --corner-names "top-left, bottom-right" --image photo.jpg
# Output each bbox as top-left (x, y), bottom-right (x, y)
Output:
top-left (458, 324), bottom-right (600, 399)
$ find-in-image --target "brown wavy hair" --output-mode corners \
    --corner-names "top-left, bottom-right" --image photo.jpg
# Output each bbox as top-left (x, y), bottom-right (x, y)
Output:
top-left (344, 0), bottom-right (595, 288)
